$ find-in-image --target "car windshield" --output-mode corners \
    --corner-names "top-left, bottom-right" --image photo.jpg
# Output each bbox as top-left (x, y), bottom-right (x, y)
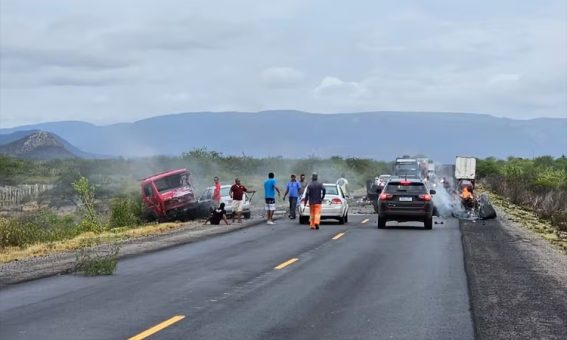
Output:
top-left (395, 163), bottom-right (418, 171)
top-left (385, 182), bottom-right (427, 194)
top-left (153, 173), bottom-right (191, 193)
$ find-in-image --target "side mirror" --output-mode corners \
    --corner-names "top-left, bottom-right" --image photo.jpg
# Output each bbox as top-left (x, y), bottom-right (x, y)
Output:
top-left (430, 189), bottom-right (436, 195)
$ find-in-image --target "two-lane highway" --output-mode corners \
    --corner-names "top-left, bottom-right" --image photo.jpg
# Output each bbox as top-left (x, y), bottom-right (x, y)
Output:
top-left (0, 214), bottom-right (474, 340)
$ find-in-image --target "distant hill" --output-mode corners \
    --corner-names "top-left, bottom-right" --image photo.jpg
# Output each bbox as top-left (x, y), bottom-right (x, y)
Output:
top-left (0, 131), bottom-right (97, 160)
top-left (1, 111), bottom-right (566, 162)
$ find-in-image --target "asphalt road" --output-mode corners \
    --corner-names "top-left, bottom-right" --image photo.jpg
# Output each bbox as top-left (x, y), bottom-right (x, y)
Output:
top-left (0, 214), bottom-right (474, 340)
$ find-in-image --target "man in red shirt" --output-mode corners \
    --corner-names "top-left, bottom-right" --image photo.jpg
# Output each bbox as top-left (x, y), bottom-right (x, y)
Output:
top-left (213, 176), bottom-right (221, 209)
top-left (229, 178), bottom-right (255, 223)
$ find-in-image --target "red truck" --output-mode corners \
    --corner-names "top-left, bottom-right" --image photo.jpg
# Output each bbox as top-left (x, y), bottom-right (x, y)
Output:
top-left (140, 168), bottom-right (199, 221)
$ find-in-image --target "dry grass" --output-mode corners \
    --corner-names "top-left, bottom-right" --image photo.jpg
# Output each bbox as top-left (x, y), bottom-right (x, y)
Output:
top-left (485, 189), bottom-right (567, 253)
top-left (0, 221), bottom-right (190, 263)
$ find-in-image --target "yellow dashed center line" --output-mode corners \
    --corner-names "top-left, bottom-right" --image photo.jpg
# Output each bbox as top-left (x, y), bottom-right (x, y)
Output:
top-left (274, 258), bottom-right (299, 270)
top-left (332, 232), bottom-right (345, 240)
top-left (129, 315), bottom-right (185, 340)
top-left (361, 219), bottom-right (369, 224)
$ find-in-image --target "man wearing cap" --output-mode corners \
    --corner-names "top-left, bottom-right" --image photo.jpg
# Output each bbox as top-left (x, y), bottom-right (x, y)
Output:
top-left (304, 173), bottom-right (326, 230)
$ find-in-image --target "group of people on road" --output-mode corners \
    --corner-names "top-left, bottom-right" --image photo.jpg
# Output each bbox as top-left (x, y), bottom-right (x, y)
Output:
top-left (205, 172), bottom-right (328, 230)
top-left (205, 176), bottom-right (256, 226)
top-left (263, 172), bottom-right (327, 229)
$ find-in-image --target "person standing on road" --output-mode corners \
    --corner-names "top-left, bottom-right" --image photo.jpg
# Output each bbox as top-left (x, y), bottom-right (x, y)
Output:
top-left (264, 172), bottom-right (281, 225)
top-left (298, 173), bottom-right (307, 197)
top-left (212, 176), bottom-right (221, 209)
top-left (283, 174), bottom-right (301, 219)
top-left (304, 173), bottom-right (326, 230)
top-left (336, 174), bottom-right (349, 197)
top-left (229, 178), bottom-right (255, 223)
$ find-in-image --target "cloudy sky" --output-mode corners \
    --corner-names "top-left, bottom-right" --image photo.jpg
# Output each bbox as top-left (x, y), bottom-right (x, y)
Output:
top-left (1, 0), bottom-right (566, 127)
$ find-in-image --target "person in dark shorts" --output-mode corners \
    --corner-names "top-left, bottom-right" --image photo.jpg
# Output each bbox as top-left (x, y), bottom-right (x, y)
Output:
top-left (205, 203), bottom-right (230, 225)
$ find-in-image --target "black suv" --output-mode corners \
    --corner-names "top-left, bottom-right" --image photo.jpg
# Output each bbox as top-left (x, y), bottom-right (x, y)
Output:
top-left (377, 178), bottom-right (436, 230)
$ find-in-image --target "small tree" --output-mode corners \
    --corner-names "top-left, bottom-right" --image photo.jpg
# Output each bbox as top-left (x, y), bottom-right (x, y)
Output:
top-left (72, 176), bottom-right (102, 233)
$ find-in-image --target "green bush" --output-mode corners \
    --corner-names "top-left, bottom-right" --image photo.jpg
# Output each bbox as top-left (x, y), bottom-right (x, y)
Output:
top-left (533, 168), bottom-right (567, 191)
top-left (478, 156), bottom-right (567, 232)
top-left (110, 196), bottom-right (143, 228)
top-left (0, 211), bottom-right (79, 248)
top-left (73, 176), bottom-right (103, 233)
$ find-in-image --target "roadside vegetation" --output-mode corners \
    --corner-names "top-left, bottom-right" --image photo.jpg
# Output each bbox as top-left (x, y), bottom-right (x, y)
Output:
top-left (477, 156), bottom-right (567, 244)
top-left (2, 152), bottom-right (565, 262)
top-left (0, 150), bottom-right (391, 262)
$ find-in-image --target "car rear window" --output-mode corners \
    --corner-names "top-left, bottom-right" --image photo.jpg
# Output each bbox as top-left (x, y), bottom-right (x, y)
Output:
top-left (324, 185), bottom-right (339, 195)
top-left (385, 182), bottom-right (427, 194)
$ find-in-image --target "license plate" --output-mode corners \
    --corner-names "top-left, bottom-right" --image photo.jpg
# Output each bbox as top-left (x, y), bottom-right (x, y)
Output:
top-left (399, 197), bottom-right (413, 202)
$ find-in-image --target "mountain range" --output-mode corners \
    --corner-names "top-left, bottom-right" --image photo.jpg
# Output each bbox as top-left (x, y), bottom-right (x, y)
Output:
top-left (1, 111), bottom-right (565, 162)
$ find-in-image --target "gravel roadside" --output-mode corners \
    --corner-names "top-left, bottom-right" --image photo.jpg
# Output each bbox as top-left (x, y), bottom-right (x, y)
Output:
top-left (0, 215), bottom-right (272, 287)
top-left (461, 207), bottom-right (567, 339)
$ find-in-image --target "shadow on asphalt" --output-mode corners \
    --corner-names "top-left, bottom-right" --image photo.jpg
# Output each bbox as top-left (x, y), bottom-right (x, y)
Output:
top-left (383, 226), bottom-right (429, 231)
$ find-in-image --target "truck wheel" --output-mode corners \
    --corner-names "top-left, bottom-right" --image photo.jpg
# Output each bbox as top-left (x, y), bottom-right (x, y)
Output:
top-left (377, 215), bottom-right (386, 229)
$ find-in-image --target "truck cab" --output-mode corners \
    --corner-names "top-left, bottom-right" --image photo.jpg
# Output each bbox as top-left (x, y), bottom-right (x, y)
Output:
top-left (140, 169), bottom-right (198, 220)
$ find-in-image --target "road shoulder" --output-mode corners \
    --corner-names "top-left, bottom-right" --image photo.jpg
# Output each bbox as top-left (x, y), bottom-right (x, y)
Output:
top-left (461, 208), bottom-right (567, 339)
top-left (0, 217), bottom-right (268, 287)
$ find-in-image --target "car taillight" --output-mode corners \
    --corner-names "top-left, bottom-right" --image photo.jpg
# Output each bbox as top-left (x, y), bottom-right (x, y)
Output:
top-left (301, 198), bottom-right (307, 205)
top-left (379, 193), bottom-right (393, 201)
top-left (419, 194), bottom-right (432, 201)
top-left (400, 180), bottom-right (411, 185)
top-left (331, 198), bottom-right (342, 204)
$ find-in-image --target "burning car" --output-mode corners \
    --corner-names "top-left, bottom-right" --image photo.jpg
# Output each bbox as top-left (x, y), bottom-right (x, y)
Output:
top-left (140, 168), bottom-right (199, 221)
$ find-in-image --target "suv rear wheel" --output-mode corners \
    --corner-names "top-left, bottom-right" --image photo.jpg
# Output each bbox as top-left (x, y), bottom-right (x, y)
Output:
top-left (377, 215), bottom-right (386, 229)
top-left (424, 217), bottom-right (433, 230)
